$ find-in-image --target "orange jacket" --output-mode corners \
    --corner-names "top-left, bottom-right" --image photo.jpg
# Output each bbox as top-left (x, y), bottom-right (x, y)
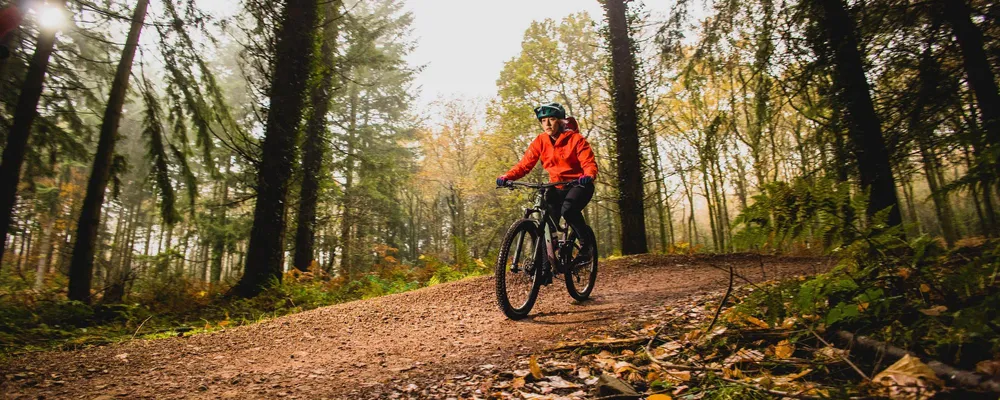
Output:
top-left (504, 130), bottom-right (598, 183)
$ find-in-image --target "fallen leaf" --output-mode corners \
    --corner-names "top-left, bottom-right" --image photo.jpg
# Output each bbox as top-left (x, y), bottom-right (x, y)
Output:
top-left (681, 329), bottom-right (703, 343)
top-left (704, 326), bottom-right (728, 341)
top-left (919, 284), bottom-right (931, 293)
top-left (898, 268), bottom-right (912, 279)
top-left (772, 368), bottom-right (813, 386)
top-left (977, 360), bottom-right (1000, 377)
top-left (803, 386), bottom-right (830, 397)
top-left (511, 377), bottom-right (526, 389)
top-left (529, 355), bottom-right (544, 380)
top-left (754, 374), bottom-right (773, 389)
top-left (546, 376), bottom-right (581, 389)
top-left (872, 354), bottom-right (943, 399)
top-left (774, 340), bottom-right (794, 359)
top-left (653, 341), bottom-right (683, 360)
top-left (518, 391), bottom-right (556, 399)
top-left (724, 348), bottom-right (765, 366)
top-left (663, 370), bottom-right (691, 382)
top-left (646, 395), bottom-right (672, 400)
top-left (857, 302), bottom-right (870, 312)
top-left (722, 367), bottom-right (744, 379)
top-left (919, 305), bottom-right (948, 316)
top-left (613, 361), bottom-right (636, 375)
top-left (780, 317), bottom-right (798, 329)
top-left (745, 316), bottom-right (770, 329)
top-left (815, 346), bottom-right (848, 361)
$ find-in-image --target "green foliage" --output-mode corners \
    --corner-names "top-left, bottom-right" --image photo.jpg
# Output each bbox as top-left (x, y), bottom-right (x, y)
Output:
top-left (732, 177), bottom-right (854, 252)
top-left (735, 220), bottom-right (1000, 368)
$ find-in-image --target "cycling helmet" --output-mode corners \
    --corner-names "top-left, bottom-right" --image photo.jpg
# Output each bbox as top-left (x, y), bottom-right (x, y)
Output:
top-left (533, 102), bottom-right (566, 120)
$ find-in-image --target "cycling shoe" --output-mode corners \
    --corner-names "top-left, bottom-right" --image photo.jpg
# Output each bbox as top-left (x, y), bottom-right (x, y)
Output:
top-left (540, 268), bottom-right (553, 285)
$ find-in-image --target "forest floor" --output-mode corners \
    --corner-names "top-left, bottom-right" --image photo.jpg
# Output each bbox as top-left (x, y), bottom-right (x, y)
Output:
top-left (0, 254), bottom-right (830, 399)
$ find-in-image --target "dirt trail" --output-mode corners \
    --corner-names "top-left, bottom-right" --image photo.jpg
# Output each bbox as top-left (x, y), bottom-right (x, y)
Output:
top-left (1, 254), bottom-right (830, 399)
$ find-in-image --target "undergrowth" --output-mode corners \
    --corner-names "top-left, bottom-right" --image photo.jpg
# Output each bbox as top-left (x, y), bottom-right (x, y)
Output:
top-left (0, 252), bottom-right (490, 358)
top-left (731, 232), bottom-right (1000, 371)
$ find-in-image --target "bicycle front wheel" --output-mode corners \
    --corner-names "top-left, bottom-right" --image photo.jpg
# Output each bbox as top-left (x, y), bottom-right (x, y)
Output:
top-left (565, 226), bottom-right (598, 301)
top-left (495, 219), bottom-right (543, 320)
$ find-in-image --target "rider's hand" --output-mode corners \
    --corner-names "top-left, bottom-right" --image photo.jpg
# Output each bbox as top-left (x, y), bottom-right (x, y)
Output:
top-left (496, 176), bottom-right (510, 187)
top-left (576, 175), bottom-right (594, 186)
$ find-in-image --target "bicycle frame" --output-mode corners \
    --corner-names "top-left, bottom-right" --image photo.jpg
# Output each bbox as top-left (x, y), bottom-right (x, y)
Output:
top-left (508, 181), bottom-right (575, 270)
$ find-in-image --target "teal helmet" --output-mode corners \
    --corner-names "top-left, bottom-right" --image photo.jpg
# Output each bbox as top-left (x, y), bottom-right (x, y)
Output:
top-left (533, 102), bottom-right (566, 120)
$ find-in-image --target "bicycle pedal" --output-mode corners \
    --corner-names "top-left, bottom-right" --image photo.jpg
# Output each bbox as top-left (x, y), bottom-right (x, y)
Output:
top-left (540, 269), bottom-right (554, 285)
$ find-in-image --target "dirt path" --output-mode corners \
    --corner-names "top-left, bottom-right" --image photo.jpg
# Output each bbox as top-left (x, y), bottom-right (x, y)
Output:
top-left (1, 254), bottom-right (830, 399)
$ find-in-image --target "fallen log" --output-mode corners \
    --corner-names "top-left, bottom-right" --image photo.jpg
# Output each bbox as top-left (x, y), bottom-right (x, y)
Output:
top-left (833, 330), bottom-right (1000, 394)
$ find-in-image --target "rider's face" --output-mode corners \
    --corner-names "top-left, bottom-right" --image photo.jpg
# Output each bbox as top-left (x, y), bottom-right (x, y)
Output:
top-left (540, 117), bottom-right (561, 135)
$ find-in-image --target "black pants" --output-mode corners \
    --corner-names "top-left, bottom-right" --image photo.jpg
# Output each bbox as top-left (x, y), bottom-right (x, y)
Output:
top-left (545, 183), bottom-right (595, 246)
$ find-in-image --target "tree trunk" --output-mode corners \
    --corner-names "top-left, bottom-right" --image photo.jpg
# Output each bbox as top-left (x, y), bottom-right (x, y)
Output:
top-left (15, 228), bottom-right (27, 277)
top-left (901, 175), bottom-right (922, 236)
top-left (67, 0), bottom-right (147, 303)
top-left (941, 0), bottom-right (1000, 154)
top-left (104, 197), bottom-right (141, 304)
top-left (209, 157), bottom-right (230, 283)
top-left (677, 165), bottom-right (697, 247)
top-left (701, 164), bottom-right (718, 250)
top-left (122, 197), bottom-right (141, 279)
top-left (911, 44), bottom-right (959, 246)
top-left (811, 0), bottom-right (902, 229)
top-left (338, 84), bottom-right (359, 278)
top-left (645, 129), bottom-right (668, 253)
top-left (603, 0), bottom-right (648, 254)
top-left (33, 170), bottom-right (63, 290)
top-left (0, 0), bottom-right (66, 265)
top-left (235, 0), bottom-right (321, 297)
top-left (293, 2), bottom-right (340, 272)
top-left (830, 124), bottom-right (856, 242)
top-left (33, 217), bottom-right (52, 289)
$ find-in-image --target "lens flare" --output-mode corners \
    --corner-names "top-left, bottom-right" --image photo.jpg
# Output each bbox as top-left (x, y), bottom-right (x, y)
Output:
top-left (37, 4), bottom-right (65, 30)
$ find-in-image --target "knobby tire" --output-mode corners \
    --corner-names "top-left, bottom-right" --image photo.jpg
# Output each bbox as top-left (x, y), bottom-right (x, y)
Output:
top-left (564, 226), bottom-right (597, 301)
top-left (495, 219), bottom-right (543, 320)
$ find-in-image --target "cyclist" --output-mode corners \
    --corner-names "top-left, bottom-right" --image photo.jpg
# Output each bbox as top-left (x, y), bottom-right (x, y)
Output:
top-left (496, 102), bottom-right (598, 281)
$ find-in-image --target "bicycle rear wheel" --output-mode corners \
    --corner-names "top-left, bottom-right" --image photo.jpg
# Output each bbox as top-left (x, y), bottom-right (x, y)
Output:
top-left (564, 226), bottom-right (597, 301)
top-left (495, 219), bottom-right (543, 320)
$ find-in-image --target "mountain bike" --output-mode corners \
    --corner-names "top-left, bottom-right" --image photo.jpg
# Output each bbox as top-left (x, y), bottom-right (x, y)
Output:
top-left (494, 181), bottom-right (598, 320)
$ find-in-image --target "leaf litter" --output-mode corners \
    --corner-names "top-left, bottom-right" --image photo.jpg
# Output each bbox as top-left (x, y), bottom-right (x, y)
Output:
top-left (379, 283), bottom-right (965, 399)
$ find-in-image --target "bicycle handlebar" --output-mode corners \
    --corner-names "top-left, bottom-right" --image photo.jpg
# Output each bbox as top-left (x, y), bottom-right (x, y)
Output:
top-left (498, 180), bottom-right (578, 189)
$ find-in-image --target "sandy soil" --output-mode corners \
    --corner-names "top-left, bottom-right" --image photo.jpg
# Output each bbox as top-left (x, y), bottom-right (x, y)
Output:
top-left (0, 254), bottom-right (832, 399)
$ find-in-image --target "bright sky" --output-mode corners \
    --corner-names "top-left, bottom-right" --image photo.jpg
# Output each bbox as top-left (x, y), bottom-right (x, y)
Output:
top-left (403, 0), bottom-right (672, 109)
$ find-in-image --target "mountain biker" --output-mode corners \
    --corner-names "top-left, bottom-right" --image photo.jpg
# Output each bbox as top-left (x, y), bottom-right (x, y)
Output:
top-left (496, 102), bottom-right (598, 280)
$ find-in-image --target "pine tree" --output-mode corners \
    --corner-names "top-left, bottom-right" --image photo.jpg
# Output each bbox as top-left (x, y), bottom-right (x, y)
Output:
top-left (68, 0), bottom-right (148, 303)
top-left (235, 0), bottom-right (321, 297)
top-left (293, 1), bottom-right (341, 272)
top-left (807, 0), bottom-right (902, 228)
top-left (0, 0), bottom-right (67, 265)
